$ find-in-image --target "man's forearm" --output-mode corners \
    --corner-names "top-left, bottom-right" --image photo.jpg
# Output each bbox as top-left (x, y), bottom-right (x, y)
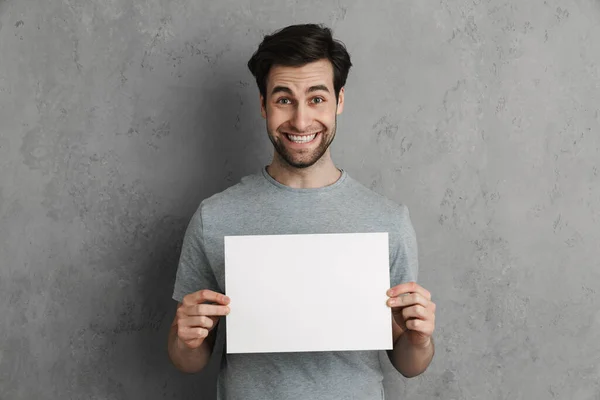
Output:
top-left (167, 323), bottom-right (214, 373)
top-left (387, 331), bottom-right (434, 378)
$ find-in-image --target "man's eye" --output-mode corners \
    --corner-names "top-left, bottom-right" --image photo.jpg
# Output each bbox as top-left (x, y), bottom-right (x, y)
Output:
top-left (312, 97), bottom-right (324, 104)
top-left (277, 98), bottom-right (291, 104)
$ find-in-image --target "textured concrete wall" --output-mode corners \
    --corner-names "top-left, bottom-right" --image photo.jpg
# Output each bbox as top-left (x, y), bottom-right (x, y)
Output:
top-left (1, 0), bottom-right (599, 399)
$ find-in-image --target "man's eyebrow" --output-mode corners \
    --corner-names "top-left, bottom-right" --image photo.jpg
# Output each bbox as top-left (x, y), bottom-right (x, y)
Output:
top-left (271, 86), bottom-right (293, 96)
top-left (307, 84), bottom-right (330, 93)
top-left (270, 84), bottom-right (331, 96)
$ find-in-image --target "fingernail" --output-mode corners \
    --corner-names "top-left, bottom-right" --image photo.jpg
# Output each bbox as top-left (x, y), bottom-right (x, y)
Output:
top-left (387, 289), bottom-right (395, 296)
top-left (388, 298), bottom-right (396, 306)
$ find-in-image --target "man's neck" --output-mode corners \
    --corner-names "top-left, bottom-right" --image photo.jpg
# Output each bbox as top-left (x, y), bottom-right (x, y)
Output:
top-left (266, 154), bottom-right (342, 189)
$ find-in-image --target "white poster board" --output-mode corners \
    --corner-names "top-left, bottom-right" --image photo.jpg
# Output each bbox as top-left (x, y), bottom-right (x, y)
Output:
top-left (224, 232), bottom-right (393, 354)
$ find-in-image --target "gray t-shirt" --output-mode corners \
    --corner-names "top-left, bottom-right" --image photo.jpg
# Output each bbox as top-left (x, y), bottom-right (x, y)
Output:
top-left (172, 167), bottom-right (419, 400)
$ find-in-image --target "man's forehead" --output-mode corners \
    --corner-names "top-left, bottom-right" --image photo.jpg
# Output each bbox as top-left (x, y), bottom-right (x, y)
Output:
top-left (267, 60), bottom-right (334, 91)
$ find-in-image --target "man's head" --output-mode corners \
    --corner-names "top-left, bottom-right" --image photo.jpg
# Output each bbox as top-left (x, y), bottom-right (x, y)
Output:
top-left (247, 24), bottom-right (352, 169)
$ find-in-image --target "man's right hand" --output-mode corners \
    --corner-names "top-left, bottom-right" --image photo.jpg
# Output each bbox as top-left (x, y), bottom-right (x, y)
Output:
top-left (175, 290), bottom-right (230, 350)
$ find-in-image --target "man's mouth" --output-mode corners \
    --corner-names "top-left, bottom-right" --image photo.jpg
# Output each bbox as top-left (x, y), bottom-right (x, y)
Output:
top-left (285, 131), bottom-right (321, 144)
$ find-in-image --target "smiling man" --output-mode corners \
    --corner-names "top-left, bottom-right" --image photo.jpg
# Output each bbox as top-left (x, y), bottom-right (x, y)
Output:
top-left (263, 60), bottom-right (338, 171)
top-left (168, 24), bottom-right (436, 400)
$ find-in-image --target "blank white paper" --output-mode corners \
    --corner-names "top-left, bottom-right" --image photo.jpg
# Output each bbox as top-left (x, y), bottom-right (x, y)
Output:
top-left (224, 232), bottom-right (392, 354)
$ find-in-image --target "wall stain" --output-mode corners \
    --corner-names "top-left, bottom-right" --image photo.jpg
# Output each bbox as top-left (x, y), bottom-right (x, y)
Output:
top-left (439, 187), bottom-right (458, 227)
top-left (180, 39), bottom-right (231, 66)
top-left (373, 115), bottom-right (399, 142)
top-left (141, 17), bottom-right (173, 71)
top-left (555, 7), bottom-right (569, 22)
top-left (330, 0), bottom-right (348, 25)
top-left (552, 213), bottom-right (562, 233)
top-left (120, 116), bottom-right (172, 150)
top-left (20, 126), bottom-right (80, 174)
top-left (442, 79), bottom-right (464, 114)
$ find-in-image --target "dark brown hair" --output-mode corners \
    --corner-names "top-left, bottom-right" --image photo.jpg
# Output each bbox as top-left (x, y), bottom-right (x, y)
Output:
top-left (247, 23), bottom-right (352, 103)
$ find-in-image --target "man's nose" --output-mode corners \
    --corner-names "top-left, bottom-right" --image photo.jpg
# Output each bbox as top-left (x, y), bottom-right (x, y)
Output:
top-left (290, 104), bottom-right (313, 132)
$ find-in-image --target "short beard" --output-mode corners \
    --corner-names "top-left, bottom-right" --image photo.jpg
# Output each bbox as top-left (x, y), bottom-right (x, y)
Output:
top-left (267, 116), bottom-right (337, 169)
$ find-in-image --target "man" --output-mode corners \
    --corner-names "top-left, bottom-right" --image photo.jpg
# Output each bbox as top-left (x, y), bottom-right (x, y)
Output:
top-left (168, 23), bottom-right (436, 399)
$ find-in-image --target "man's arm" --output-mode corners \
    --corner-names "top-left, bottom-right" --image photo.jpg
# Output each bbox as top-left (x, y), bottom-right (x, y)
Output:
top-left (386, 282), bottom-right (436, 377)
top-left (167, 313), bottom-right (215, 373)
top-left (387, 322), bottom-right (435, 377)
top-left (167, 291), bottom-right (230, 373)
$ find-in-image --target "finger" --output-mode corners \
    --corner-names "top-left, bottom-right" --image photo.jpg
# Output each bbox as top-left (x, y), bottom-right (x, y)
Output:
top-left (184, 289), bottom-right (230, 306)
top-left (179, 315), bottom-right (216, 330)
top-left (180, 337), bottom-right (203, 349)
top-left (405, 318), bottom-right (434, 335)
top-left (401, 305), bottom-right (428, 321)
top-left (387, 282), bottom-right (431, 300)
top-left (186, 303), bottom-right (230, 317)
top-left (387, 292), bottom-right (429, 308)
top-left (178, 326), bottom-right (209, 342)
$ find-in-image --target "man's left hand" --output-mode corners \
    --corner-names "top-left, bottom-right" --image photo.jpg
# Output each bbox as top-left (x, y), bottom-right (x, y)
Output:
top-left (386, 282), bottom-right (436, 348)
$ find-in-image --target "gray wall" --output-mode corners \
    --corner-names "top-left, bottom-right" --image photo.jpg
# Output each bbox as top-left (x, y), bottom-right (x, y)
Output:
top-left (1, 0), bottom-right (599, 399)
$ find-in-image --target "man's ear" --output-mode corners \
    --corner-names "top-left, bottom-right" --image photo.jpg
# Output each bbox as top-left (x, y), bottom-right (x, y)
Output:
top-left (260, 95), bottom-right (266, 119)
top-left (336, 87), bottom-right (345, 115)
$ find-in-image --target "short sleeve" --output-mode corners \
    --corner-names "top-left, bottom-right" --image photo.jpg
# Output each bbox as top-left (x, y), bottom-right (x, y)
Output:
top-left (389, 204), bottom-right (419, 287)
top-left (172, 202), bottom-right (220, 302)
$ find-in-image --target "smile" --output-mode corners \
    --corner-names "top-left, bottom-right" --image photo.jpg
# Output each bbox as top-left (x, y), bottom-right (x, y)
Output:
top-left (285, 132), bottom-right (321, 144)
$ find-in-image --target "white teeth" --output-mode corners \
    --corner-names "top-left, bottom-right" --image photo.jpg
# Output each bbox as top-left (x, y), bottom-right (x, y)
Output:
top-left (287, 133), bottom-right (318, 143)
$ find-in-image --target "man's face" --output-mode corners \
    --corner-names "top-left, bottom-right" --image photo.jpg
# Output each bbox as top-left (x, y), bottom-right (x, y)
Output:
top-left (260, 59), bottom-right (345, 169)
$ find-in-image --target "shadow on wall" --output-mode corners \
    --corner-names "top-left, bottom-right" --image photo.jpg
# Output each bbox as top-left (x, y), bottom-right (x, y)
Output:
top-left (130, 67), bottom-right (264, 398)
